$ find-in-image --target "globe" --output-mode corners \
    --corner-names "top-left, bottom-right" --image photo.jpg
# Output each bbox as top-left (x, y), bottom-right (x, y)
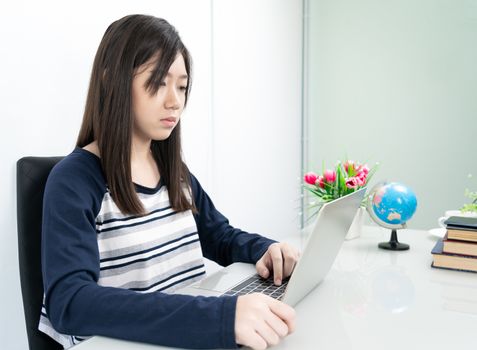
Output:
top-left (367, 182), bottom-right (417, 251)
top-left (367, 182), bottom-right (417, 229)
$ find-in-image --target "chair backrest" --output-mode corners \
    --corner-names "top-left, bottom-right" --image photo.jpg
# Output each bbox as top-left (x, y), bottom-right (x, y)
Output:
top-left (17, 156), bottom-right (64, 350)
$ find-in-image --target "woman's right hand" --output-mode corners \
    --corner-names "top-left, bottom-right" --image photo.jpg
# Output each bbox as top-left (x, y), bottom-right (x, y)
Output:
top-left (234, 293), bottom-right (296, 350)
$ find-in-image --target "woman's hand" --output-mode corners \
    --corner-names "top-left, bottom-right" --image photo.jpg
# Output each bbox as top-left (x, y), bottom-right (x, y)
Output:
top-left (235, 293), bottom-right (296, 350)
top-left (255, 242), bottom-right (300, 286)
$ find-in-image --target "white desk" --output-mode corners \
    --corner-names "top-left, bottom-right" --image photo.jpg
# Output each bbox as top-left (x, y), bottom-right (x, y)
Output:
top-left (74, 226), bottom-right (477, 350)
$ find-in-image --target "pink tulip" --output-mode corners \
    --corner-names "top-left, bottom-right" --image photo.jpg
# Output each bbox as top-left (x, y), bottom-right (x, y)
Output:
top-left (345, 177), bottom-right (359, 189)
top-left (324, 169), bottom-right (336, 183)
top-left (356, 171), bottom-right (367, 184)
top-left (304, 172), bottom-right (318, 185)
top-left (316, 175), bottom-right (325, 189)
top-left (356, 169), bottom-right (367, 178)
top-left (356, 176), bottom-right (365, 186)
top-left (359, 165), bottom-right (370, 175)
top-left (344, 160), bottom-right (355, 173)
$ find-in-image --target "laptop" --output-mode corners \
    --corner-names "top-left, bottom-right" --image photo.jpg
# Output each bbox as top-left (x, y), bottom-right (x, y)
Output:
top-left (177, 187), bottom-right (366, 306)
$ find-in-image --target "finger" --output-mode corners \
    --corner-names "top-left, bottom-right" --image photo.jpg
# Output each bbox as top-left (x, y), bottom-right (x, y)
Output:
top-left (247, 331), bottom-right (267, 350)
top-left (255, 320), bottom-right (281, 347)
top-left (269, 300), bottom-right (297, 333)
top-left (281, 244), bottom-right (297, 278)
top-left (256, 256), bottom-right (270, 279)
top-left (265, 312), bottom-right (289, 338)
top-left (283, 258), bottom-right (295, 280)
top-left (269, 245), bottom-right (283, 285)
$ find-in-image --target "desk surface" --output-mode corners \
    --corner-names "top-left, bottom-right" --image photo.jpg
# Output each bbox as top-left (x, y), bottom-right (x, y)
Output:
top-left (74, 226), bottom-right (477, 350)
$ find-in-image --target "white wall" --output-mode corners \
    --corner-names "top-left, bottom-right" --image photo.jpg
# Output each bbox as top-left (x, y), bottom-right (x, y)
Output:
top-left (305, 0), bottom-right (477, 229)
top-left (211, 0), bottom-right (303, 238)
top-left (0, 1), bottom-right (302, 348)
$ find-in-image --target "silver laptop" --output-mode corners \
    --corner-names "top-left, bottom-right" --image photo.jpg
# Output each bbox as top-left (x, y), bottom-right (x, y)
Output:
top-left (177, 188), bottom-right (366, 306)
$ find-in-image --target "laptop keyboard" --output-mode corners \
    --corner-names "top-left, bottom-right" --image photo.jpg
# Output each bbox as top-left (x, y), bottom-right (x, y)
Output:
top-left (222, 274), bottom-right (289, 300)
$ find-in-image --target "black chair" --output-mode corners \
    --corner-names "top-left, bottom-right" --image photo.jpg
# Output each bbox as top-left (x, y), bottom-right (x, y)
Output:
top-left (17, 156), bottom-right (64, 350)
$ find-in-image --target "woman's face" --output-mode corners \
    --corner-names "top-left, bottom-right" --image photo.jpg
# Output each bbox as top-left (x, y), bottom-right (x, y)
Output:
top-left (131, 54), bottom-right (188, 142)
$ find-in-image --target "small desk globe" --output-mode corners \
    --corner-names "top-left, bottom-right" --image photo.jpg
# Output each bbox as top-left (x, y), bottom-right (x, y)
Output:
top-left (367, 182), bottom-right (418, 250)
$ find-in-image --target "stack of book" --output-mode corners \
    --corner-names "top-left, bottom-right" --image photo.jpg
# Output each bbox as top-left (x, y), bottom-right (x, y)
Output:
top-left (431, 216), bottom-right (477, 273)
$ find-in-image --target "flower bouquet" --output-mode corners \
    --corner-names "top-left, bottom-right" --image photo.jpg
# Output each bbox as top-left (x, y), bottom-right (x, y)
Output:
top-left (303, 160), bottom-right (378, 220)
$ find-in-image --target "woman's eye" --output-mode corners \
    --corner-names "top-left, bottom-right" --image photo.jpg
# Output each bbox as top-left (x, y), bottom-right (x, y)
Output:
top-left (179, 86), bottom-right (187, 91)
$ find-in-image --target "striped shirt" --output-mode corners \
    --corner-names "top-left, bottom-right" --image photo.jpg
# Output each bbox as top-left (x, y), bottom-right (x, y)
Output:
top-left (39, 148), bottom-right (275, 349)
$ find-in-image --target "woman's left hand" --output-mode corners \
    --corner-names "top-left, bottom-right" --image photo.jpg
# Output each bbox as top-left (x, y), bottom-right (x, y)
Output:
top-left (255, 242), bottom-right (300, 286)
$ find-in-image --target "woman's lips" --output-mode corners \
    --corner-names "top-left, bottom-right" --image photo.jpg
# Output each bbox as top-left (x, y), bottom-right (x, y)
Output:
top-left (160, 117), bottom-right (176, 127)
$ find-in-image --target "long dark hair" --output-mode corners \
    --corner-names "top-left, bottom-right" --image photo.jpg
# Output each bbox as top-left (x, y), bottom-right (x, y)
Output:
top-left (77, 14), bottom-right (195, 215)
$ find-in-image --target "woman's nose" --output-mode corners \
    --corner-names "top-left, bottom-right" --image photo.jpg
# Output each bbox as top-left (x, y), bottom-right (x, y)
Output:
top-left (164, 87), bottom-right (181, 110)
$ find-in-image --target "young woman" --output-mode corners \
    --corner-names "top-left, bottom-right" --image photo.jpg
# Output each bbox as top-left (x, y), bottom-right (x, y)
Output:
top-left (40, 14), bottom-right (299, 350)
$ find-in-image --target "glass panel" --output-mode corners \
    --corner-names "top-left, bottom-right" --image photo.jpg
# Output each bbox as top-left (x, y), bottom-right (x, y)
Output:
top-left (304, 0), bottom-right (477, 229)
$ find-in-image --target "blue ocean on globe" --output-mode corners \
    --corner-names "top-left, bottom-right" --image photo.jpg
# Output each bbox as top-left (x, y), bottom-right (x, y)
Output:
top-left (370, 182), bottom-right (417, 226)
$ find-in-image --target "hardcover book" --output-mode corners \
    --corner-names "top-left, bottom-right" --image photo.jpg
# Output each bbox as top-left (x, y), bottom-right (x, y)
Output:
top-left (443, 234), bottom-right (477, 257)
top-left (446, 229), bottom-right (477, 242)
top-left (431, 239), bottom-right (477, 273)
top-left (444, 216), bottom-right (477, 230)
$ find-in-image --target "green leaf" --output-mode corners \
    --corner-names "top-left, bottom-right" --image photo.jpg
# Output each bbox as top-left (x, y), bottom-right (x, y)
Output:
top-left (338, 164), bottom-right (347, 196)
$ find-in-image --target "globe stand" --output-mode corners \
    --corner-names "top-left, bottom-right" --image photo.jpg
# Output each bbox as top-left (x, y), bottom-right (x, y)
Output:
top-left (378, 229), bottom-right (409, 251)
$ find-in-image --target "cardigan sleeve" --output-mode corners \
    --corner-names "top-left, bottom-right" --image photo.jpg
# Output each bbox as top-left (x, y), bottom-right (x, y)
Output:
top-left (41, 156), bottom-right (239, 349)
top-left (189, 174), bottom-right (276, 267)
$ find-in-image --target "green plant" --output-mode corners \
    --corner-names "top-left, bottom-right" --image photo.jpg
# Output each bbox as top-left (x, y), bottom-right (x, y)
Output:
top-left (461, 188), bottom-right (477, 213)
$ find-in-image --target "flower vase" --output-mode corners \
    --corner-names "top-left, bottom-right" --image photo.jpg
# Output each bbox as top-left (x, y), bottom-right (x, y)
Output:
top-left (345, 207), bottom-right (366, 240)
